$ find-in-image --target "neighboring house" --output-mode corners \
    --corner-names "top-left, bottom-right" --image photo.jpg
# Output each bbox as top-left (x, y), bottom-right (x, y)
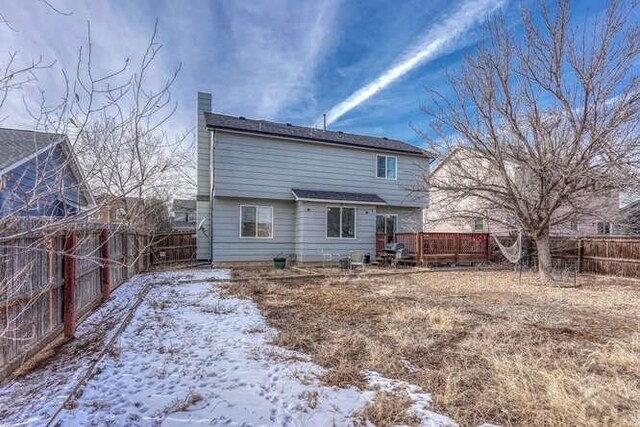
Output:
top-left (195, 92), bottom-right (431, 263)
top-left (96, 196), bottom-right (171, 231)
top-left (427, 148), bottom-right (620, 236)
top-left (0, 128), bottom-right (94, 218)
top-left (171, 199), bottom-right (197, 230)
top-left (619, 200), bottom-right (640, 235)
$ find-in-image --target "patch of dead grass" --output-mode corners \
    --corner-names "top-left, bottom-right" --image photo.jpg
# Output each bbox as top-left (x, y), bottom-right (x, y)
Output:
top-left (354, 391), bottom-right (418, 426)
top-left (154, 389), bottom-right (203, 422)
top-left (226, 271), bottom-right (640, 426)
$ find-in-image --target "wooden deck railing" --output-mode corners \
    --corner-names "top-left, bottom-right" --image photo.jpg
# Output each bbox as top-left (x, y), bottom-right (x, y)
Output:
top-left (376, 232), bottom-right (491, 265)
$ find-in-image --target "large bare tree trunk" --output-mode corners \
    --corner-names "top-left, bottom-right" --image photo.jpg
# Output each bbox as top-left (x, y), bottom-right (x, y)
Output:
top-left (421, 0), bottom-right (639, 286)
top-left (534, 233), bottom-right (553, 281)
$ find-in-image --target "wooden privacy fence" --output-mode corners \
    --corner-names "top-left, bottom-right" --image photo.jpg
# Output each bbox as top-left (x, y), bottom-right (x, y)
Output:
top-left (376, 232), bottom-right (491, 265)
top-left (549, 236), bottom-right (640, 278)
top-left (0, 227), bottom-right (152, 380)
top-left (489, 234), bottom-right (640, 279)
top-left (150, 231), bottom-right (196, 265)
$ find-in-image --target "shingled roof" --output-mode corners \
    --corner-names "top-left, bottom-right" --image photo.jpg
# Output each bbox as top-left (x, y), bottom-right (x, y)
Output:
top-left (292, 188), bottom-right (386, 205)
top-left (204, 112), bottom-right (428, 156)
top-left (0, 128), bottom-right (66, 171)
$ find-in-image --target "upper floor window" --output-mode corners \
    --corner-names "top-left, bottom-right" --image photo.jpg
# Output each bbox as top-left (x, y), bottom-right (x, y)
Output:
top-left (596, 221), bottom-right (612, 235)
top-left (241, 205), bottom-right (273, 238)
top-left (473, 217), bottom-right (485, 232)
top-left (376, 155), bottom-right (397, 180)
top-left (327, 206), bottom-right (356, 239)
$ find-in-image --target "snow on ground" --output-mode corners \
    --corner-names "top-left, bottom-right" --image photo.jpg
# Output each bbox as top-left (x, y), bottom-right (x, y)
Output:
top-left (1, 268), bottom-right (455, 426)
top-left (364, 371), bottom-right (457, 427)
top-left (0, 267), bottom-right (225, 426)
top-left (52, 281), bottom-right (370, 425)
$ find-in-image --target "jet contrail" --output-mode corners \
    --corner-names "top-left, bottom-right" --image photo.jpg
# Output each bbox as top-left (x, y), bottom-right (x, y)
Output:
top-left (320, 0), bottom-right (506, 127)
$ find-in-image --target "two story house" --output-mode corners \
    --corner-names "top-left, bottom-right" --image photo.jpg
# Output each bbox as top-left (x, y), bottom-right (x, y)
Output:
top-left (195, 92), bottom-right (431, 264)
top-left (0, 128), bottom-right (94, 219)
top-left (427, 147), bottom-right (621, 236)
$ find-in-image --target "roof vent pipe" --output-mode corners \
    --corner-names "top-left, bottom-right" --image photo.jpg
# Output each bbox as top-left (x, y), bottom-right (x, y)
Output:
top-left (323, 113), bottom-right (327, 131)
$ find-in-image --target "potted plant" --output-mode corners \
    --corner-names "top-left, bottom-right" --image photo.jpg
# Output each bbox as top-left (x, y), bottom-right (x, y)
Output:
top-left (273, 255), bottom-right (287, 269)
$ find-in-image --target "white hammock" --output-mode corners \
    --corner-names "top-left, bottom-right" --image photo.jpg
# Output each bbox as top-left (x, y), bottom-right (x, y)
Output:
top-left (493, 232), bottom-right (522, 264)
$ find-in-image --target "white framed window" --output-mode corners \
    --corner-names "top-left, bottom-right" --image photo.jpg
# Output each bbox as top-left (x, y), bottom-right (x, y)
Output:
top-left (240, 205), bottom-right (273, 238)
top-left (376, 155), bottom-right (397, 180)
top-left (376, 214), bottom-right (397, 235)
top-left (326, 206), bottom-right (356, 239)
top-left (570, 217), bottom-right (578, 232)
top-left (596, 221), bottom-right (612, 235)
top-left (473, 217), bottom-right (485, 232)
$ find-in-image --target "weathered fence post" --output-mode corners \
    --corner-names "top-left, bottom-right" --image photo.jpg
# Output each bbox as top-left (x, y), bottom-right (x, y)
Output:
top-left (577, 238), bottom-right (583, 274)
top-left (99, 229), bottom-right (111, 300)
top-left (46, 236), bottom-right (55, 332)
top-left (485, 233), bottom-right (490, 263)
top-left (63, 230), bottom-right (77, 338)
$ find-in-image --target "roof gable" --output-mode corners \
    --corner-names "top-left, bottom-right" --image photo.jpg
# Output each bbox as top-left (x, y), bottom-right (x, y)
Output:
top-left (0, 128), bottom-right (95, 208)
top-left (0, 128), bottom-right (66, 172)
top-left (204, 112), bottom-right (429, 157)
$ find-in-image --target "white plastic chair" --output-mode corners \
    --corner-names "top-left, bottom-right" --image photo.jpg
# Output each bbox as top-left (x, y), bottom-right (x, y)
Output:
top-left (349, 251), bottom-right (365, 271)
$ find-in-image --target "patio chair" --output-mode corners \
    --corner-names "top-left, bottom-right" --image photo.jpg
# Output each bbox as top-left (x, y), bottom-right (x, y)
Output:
top-left (349, 251), bottom-right (366, 271)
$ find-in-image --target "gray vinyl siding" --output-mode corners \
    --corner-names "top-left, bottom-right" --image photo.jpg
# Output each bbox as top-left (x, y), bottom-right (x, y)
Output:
top-left (294, 202), bottom-right (376, 262)
top-left (196, 200), bottom-right (211, 260)
top-left (196, 93), bottom-right (212, 198)
top-left (376, 206), bottom-right (424, 233)
top-left (212, 197), bottom-right (295, 262)
top-left (213, 132), bottom-right (428, 208)
top-left (295, 201), bottom-right (304, 261)
top-left (196, 92), bottom-right (212, 260)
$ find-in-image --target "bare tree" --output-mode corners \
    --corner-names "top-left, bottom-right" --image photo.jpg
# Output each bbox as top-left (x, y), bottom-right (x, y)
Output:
top-left (422, 0), bottom-right (640, 280)
top-left (0, 12), bottom-right (192, 362)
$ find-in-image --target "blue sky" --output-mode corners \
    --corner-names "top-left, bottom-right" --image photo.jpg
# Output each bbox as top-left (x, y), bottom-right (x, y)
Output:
top-left (0, 0), bottom-right (621, 148)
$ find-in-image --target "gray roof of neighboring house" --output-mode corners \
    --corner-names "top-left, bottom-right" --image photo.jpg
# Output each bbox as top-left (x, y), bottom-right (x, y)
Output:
top-left (0, 128), bottom-right (66, 171)
top-left (292, 188), bottom-right (386, 205)
top-left (173, 199), bottom-right (196, 211)
top-left (620, 200), bottom-right (640, 213)
top-left (204, 112), bottom-right (429, 157)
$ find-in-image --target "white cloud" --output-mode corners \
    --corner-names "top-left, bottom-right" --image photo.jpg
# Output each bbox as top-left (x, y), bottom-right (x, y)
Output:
top-left (0, 0), bottom-right (341, 133)
top-left (205, 0), bottom-right (340, 119)
top-left (320, 0), bottom-right (507, 126)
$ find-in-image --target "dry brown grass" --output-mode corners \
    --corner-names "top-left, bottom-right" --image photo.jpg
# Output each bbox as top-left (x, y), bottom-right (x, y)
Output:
top-left (354, 392), bottom-right (419, 426)
top-left (224, 271), bottom-right (640, 426)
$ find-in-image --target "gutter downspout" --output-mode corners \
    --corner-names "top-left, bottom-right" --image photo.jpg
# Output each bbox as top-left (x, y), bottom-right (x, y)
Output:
top-left (209, 129), bottom-right (215, 264)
